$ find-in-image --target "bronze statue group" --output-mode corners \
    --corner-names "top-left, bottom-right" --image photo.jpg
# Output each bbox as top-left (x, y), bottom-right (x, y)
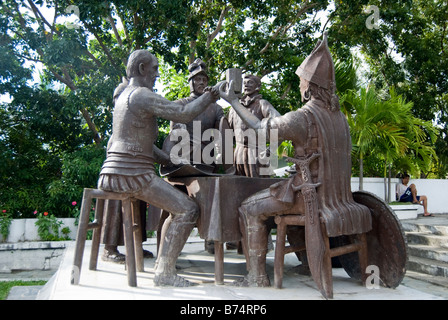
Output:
top-left (89, 33), bottom-right (407, 299)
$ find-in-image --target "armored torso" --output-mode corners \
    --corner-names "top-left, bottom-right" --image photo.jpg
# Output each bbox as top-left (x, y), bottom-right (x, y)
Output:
top-left (268, 100), bottom-right (372, 237)
top-left (100, 86), bottom-right (159, 179)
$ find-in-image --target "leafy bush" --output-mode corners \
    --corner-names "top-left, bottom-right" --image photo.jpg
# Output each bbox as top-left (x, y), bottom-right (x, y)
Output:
top-left (0, 210), bottom-right (12, 242)
top-left (45, 145), bottom-right (106, 218)
top-left (34, 212), bottom-right (70, 241)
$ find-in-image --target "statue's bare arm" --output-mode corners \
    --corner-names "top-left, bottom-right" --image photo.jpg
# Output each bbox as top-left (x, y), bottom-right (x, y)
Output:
top-left (130, 84), bottom-right (222, 124)
top-left (153, 145), bottom-right (170, 165)
top-left (260, 99), bottom-right (281, 119)
top-left (220, 80), bottom-right (308, 145)
top-left (219, 81), bottom-right (262, 130)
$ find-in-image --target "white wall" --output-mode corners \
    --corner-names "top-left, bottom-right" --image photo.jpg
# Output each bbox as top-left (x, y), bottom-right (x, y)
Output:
top-left (351, 177), bottom-right (447, 214)
top-left (0, 218), bottom-right (76, 243)
top-left (351, 177), bottom-right (399, 202)
top-left (1, 178), bottom-right (447, 243)
top-left (0, 242), bottom-right (68, 272)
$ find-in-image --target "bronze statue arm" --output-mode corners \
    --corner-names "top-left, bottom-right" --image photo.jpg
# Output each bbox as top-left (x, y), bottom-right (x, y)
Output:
top-left (221, 81), bottom-right (309, 146)
top-left (260, 99), bottom-right (281, 119)
top-left (172, 87), bottom-right (220, 123)
top-left (153, 145), bottom-right (170, 165)
top-left (131, 83), bottom-right (222, 124)
top-left (219, 80), bottom-right (262, 130)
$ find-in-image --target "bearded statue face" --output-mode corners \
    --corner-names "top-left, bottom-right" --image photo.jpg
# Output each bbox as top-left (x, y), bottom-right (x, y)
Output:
top-left (190, 73), bottom-right (208, 95)
top-left (243, 76), bottom-right (261, 96)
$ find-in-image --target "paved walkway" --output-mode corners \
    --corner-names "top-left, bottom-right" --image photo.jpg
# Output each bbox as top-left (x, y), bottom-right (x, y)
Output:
top-left (5, 214), bottom-right (448, 300)
top-left (31, 235), bottom-right (447, 301)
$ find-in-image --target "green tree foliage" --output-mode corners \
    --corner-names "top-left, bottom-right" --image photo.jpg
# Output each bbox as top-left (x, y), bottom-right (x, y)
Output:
top-left (0, 0), bottom-right (444, 217)
top-left (329, 0), bottom-right (448, 176)
top-left (342, 86), bottom-right (439, 182)
top-left (0, 0), bottom-right (331, 217)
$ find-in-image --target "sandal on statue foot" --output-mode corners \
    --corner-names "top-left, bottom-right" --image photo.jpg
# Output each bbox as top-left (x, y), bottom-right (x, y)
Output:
top-left (154, 273), bottom-right (195, 287)
top-left (101, 250), bottom-right (126, 264)
top-left (233, 274), bottom-right (270, 287)
top-left (143, 249), bottom-right (154, 258)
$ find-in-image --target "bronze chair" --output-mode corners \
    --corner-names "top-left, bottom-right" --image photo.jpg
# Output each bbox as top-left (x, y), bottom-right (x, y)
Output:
top-left (274, 213), bottom-right (368, 298)
top-left (71, 188), bottom-right (144, 287)
top-left (271, 155), bottom-right (369, 299)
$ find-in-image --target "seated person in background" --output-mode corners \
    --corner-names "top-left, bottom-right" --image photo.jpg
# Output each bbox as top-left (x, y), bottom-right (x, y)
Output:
top-left (396, 173), bottom-right (432, 217)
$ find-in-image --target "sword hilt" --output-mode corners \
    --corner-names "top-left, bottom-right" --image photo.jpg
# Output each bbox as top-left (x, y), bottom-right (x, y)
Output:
top-left (291, 182), bottom-right (322, 192)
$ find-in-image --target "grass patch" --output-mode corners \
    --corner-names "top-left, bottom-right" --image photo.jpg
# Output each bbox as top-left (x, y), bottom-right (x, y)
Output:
top-left (0, 280), bottom-right (47, 300)
top-left (389, 201), bottom-right (414, 205)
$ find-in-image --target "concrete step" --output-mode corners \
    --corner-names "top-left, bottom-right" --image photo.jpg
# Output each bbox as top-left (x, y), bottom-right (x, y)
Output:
top-left (401, 222), bottom-right (448, 236)
top-left (407, 255), bottom-right (448, 277)
top-left (408, 244), bottom-right (448, 263)
top-left (404, 270), bottom-right (448, 291)
top-left (0, 241), bottom-right (68, 274)
top-left (6, 286), bottom-right (44, 300)
top-left (401, 216), bottom-right (448, 280)
top-left (405, 232), bottom-right (448, 248)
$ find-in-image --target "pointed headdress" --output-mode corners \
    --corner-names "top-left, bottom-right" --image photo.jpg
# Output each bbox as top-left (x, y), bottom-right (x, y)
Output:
top-left (295, 32), bottom-right (335, 91)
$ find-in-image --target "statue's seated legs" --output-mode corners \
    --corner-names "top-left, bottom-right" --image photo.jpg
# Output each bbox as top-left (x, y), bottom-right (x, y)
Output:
top-left (237, 188), bottom-right (295, 287)
top-left (98, 172), bottom-right (200, 287)
top-left (237, 183), bottom-right (369, 299)
top-left (133, 174), bottom-right (199, 287)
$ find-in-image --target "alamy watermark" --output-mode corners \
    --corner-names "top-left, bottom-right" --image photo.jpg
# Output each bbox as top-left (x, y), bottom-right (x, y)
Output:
top-left (169, 121), bottom-right (279, 176)
top-left (71, 265), bottom-right (80, 284)
top-left (365, 265), bottom-right (380, 289)
top-left (365, 5), bottom-right (380, 30)
top-left (64, 5), bottom-right (81, 29)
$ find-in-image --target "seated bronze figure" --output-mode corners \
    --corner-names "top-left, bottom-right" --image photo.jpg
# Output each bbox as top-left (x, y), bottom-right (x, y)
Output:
top-left (219, 33), bottom-right (406, 298)
top-left (97, 50), bottom-right (221, 287)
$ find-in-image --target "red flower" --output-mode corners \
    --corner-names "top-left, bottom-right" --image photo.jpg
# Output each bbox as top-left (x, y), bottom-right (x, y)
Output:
top-left (44, 212), bottom-right (49, 216)
top-left (72, 201), bottom-right (77, 206)
top-left (2, 210), bottom-right (6, 213)
top-left (33, 210), bottom-right (37, 215)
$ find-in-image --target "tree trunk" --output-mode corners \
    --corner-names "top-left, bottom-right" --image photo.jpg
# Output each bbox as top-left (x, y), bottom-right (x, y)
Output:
top-left (383, 159), bottom-right (388, 202)
top-left (387, 163), bottom-right (392, 203)
top-left (359, 155), bottom-right (364, 191)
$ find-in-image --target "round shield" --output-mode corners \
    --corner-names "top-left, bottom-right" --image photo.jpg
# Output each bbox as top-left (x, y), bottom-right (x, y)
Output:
top-left (334, 190), bottom-right (408, 288)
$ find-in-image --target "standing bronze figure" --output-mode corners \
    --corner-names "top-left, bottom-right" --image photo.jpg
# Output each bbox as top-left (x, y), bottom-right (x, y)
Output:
top-left (228, 74), bottom-right (280, 177)
top-left (159, 58), bottom-right (225, 253)
top-left (162, 58), bottom-right (224, 169)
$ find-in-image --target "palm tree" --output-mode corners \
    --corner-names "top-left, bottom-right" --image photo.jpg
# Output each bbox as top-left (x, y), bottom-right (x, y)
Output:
top-left (394, 116), bottom-right (439, 177)
top-left (342, 86), bottom-right (439, 200)
top-left (341, 85), bottom-right (410, 192)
